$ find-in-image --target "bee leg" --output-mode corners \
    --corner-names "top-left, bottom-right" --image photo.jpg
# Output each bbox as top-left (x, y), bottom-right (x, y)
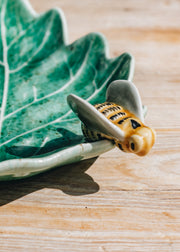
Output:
top-left (81, 123), bottom-right (104, 142)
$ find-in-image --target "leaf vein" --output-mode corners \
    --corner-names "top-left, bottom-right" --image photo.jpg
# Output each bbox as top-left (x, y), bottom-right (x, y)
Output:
top-left (87, 58), bottom-right (123, 102)
top-left (0, 110), bottom-right (73, 147)
top-left (0, 0), bottom-right (9, 137)
top-left (9, 12), bottom-right (56, 74)
top-left (4, 39), bottom-right (94, 120)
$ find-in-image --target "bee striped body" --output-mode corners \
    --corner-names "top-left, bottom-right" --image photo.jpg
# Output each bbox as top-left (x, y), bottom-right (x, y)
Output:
top-left (82, 102), bottom-right (126, 141)
top-left (82, 102), bottom-right (155, 156)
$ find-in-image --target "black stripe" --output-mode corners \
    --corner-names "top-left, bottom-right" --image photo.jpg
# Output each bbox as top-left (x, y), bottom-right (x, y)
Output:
top-left (110, 112), bottom-right (126, 120)
top-left (105, 102), bottom-right (114, 106)
top-left (102, 107), bottom-right (119, 114)
top-left (96, 104), bottom-right (106, 110)
top-left (117, 117), bottom-right (130, 124)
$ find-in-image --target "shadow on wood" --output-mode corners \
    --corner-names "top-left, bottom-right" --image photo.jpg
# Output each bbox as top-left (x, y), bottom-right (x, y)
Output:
top-left (0, 157), bottom-right (99, 206)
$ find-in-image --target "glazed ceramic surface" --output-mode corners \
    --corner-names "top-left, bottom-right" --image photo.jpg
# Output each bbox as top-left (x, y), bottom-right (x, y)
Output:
top-left (68, 80), bottom-right (154, 157)
top-left (68, 80), bottom-right (145, 139)
top-left (0, 0), bottom-right (134, 180)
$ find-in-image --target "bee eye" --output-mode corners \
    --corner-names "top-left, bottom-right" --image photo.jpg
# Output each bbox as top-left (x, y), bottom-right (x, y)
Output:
top-left (130, 142), bottom-right (135, 150)
top-left (131, 119), bottom-right (141, 129)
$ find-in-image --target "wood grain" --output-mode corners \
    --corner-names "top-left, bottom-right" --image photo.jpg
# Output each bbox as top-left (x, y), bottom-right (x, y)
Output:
top-left (0, 0), bottom-right (180, 251)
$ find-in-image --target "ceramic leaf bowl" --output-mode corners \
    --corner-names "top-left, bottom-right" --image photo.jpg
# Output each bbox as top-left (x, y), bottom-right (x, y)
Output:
top-left (0, 0), bottom-right (134, 180)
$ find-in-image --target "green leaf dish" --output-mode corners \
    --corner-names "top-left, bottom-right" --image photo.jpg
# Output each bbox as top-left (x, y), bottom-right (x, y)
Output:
top-left (0, 0), bottom-right (134, 180)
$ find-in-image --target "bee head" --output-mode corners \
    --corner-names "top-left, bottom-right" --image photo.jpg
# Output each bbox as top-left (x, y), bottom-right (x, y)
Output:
top-left (115, 120), bottom-right (156, 156)
top-left (126, 126), bottom-right (156, 156)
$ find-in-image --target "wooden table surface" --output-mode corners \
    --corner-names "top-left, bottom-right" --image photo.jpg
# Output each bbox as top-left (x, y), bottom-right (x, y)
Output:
top-left (1, 0), bottom-right (180, 251)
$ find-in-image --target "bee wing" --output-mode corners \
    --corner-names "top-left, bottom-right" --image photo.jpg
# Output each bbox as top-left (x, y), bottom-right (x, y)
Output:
top-left (67, 94), bottom-right (125, 141)
top-left (106, 80), bottom-right (144, 122)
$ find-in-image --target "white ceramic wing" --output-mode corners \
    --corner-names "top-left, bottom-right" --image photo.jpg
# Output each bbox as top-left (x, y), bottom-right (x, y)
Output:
top-left (67, 94), bottom-right (125, 141)
top-left (106, 80), bottom-right (144, 122)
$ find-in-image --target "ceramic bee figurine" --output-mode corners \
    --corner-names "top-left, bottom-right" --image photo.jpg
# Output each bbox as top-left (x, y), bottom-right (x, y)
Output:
top-left (67, 80), bottom-right (155, 156)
